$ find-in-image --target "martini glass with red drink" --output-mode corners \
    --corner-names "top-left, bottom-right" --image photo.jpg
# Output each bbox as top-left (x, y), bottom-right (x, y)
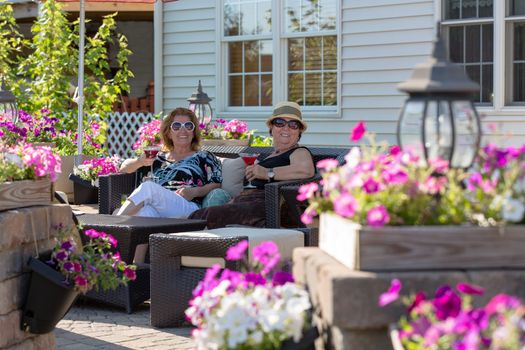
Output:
top-left (144, 145), bottom-right (161, 180)
top-left (239, 152), bottom-right (260, 189)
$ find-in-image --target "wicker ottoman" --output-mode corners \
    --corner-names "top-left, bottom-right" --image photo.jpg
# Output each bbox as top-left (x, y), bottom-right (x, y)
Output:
top-left (150, 227), bottom-right (316, 327)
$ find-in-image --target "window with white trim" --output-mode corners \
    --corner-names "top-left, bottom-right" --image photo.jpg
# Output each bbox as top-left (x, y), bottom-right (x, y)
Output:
top-left (508, 0), bottom-right (525, 103)
top-left (442, 0), bottom-right (525, 106)
top-left (222, 0), bottom-right (338, 109)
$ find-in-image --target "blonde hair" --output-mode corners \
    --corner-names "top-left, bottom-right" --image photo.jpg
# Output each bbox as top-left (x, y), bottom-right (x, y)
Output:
top-left (160, 107), bottom-right (201, 151)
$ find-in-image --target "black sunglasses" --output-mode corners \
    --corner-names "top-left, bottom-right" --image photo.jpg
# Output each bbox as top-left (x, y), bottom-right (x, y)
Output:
top-left (271, 118), bottom-right (301, 130)
top-left (171, 121), bottom-right (195, 131)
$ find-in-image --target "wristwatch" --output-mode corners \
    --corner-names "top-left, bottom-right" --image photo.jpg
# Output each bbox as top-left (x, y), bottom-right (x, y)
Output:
top-left (267, 168), bottom-right (275, 182)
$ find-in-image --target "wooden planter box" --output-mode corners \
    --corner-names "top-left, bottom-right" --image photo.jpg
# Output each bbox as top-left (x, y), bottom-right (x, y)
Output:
top-left (319, 213), bottom-right (525, 271)
top-left (0, 179), bottom-right (52, 212)
top-left (202, 139), bottom-right (249, 147)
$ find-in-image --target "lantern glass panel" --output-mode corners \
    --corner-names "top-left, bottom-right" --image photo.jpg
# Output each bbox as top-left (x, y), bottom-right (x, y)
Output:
top-left (398, 100), bottom-right (425, 161)
top-left (189, 103), bottom-right (212, 125)
top-left (424, 100), bottom-right (453, 161)
top-left (450, 100), bottom-right (479, 168)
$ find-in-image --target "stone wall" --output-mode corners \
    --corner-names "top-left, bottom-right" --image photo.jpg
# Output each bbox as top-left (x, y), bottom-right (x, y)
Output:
top-left (293, 247), bottom-right (525, 350)
top-left (0, 204), bottom-right (74, 349)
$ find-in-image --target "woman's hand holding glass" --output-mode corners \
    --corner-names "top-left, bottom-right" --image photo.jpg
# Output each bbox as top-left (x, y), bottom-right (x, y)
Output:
top-left (142, 145), bottom-right (160, 181)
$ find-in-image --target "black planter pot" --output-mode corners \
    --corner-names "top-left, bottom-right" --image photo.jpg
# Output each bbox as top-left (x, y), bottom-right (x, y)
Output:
top-left (21, 257), bottom-right (79, 334)
top-left (280, 327), bottom-right (319, 350)
top-left (69, 173), bottom-right (98, 204)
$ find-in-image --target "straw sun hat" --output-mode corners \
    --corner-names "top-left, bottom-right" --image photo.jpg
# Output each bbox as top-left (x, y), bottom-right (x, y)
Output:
top-left (266, 101), bottom-right (308, 131)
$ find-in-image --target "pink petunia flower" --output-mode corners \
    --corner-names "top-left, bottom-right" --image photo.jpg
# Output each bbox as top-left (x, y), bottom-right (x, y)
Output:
top-left (226, 240), bottom-right (249, 261)
top-left (367, 205), bottom-right (390, 227)
top-left (297, 182), bottom-right (319, 201)
top-left (378, 278), bottom-right (402, 306)
top-left (333, 193), bottom-right (358, 218)
top-left (350, 121), bottom-right (366, 142)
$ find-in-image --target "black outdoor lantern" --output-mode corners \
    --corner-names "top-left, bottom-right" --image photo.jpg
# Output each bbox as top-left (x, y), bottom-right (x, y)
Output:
top-left (187, 80), bottom-right (213, 125)
top-left (0, 82), bottom-right (18, 122)
top-left (397, 32), bottom-right (481, 169)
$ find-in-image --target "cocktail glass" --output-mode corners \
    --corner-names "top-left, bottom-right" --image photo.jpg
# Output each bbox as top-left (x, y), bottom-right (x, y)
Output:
top-left (144, 145), bottom-right (161, 180)
top-left (239, 152), bottom-right (260, 189)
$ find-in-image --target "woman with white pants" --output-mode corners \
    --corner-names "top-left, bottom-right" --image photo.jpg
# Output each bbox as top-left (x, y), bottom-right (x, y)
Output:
top-left (116, 107), bottom-right (222, 218)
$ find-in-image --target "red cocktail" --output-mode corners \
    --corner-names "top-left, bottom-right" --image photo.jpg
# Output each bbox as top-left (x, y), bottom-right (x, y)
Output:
top-left (239, 152), bottom-right (260, 188)
top-left (144, 146), bottom-right (160, 159)
top-left (144, 146), bottom-right (161, 181)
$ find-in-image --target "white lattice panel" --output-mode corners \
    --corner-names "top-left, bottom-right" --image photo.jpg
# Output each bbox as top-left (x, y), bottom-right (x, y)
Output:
top-left (106, 112), bottom-right (154, 158)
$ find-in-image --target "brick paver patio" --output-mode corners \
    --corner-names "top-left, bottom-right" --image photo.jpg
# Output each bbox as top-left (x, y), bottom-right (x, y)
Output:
top-left (54, 301), bottom-right (195, 349)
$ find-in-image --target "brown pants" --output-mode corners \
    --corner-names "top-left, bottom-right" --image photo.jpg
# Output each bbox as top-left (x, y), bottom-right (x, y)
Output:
top-left (189, 189), bottom-right (266, 228)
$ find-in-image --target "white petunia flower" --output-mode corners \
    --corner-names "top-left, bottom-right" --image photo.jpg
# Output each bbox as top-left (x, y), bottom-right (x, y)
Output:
top-left (502, 197), bottom-right (525, 222)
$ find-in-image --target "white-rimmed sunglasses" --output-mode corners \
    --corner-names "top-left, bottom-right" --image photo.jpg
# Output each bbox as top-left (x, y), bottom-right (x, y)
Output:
top-left (171, 121), bottom-right (195, 131)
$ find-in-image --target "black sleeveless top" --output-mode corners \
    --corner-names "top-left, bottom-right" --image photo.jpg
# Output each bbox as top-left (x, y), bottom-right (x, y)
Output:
top-left (251, 146), bottom-right (314, 190)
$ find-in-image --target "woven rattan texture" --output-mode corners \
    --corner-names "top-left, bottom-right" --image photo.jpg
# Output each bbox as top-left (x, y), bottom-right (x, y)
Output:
top-left (77, 214), bottom-right (207, 263)
top-left (150, 234), bottom-right (246, 328)
top-left (81, 266), bottom-right (150, 313)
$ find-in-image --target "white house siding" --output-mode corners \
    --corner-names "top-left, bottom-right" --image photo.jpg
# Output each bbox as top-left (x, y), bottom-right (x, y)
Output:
top-left (160, 0), bottom-right (525, 147)
top-left (162, 0), bottom-right (216, 112)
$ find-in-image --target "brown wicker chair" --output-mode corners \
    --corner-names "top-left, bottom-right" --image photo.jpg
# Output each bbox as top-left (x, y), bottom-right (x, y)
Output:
top-left (149, 227), bottom-right (317, 328)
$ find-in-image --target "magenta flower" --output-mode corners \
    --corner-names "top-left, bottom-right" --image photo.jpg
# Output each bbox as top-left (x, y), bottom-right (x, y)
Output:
top-left (73, 262), bottom-right (82, 272)
top-left (272, 271), bottom-right (294, 286)
top-left (433, 285), bottom-right (461, 320)
top-left (485, 294), bottom-right (521, 315)
top-left (84, 229), bottom-right (101, 239)
top-left (379, 279), bottom-right (402, 306)
top-left (456, 283), bottom-right (485, 296)
top-left (367, 205), bottom-right (390, 227)
top-left (252, 241), bottom-right (281, 275)
top-left (317, 158), bottom-right (339, 171)
top-left (226, 240), bottom-right (249, 261)
top-left (297, 182), bottom-right (318, 201)
top-left (333, 193), bottom-right (358, 218)
top-left (244, 272), bottom-right (266, 286)
top-left (300, 207), bottom-right (316, 225)
top-left (124, 267), bottom-right (137, 280)
top-left (74, 275), bottom-right (88, 287)
top-left (408, 292), bottom-right (427, 313)
top-left (363, 177), bottom-right (382, 193)
top-left (389, 145), bottom-right (401, 156)
top-left (350, 121), bottom-right (366, 142)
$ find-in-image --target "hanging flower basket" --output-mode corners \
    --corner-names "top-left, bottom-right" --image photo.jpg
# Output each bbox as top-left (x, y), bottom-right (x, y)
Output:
top-left (21, 256), bottom-right (79, 334)
top-left (69, 173), bottom-right (98, 204)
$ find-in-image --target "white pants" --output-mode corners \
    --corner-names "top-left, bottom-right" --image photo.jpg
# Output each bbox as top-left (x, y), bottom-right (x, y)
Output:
top-left (126, 181), bottom-right (199, 218)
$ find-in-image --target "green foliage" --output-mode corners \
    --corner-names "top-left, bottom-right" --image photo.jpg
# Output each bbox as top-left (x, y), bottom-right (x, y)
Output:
top-left (0, 1), bottom-right (24, 87)
top-left (1, 0), bottom-right (133, 133)
top-left (249, 134), bottom-right (273, 147)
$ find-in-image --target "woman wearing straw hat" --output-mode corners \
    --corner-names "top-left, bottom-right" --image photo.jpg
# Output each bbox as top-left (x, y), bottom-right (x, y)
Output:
top-left (189, 101), bottom-right (315, 228)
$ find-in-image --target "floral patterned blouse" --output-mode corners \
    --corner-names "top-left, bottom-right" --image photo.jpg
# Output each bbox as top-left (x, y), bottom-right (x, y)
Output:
top-left (151, 150), bottom-right (222, 206)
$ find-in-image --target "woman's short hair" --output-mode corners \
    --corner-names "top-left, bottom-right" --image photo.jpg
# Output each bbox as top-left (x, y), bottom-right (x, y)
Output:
top-left (161, 107), bottom-right (202, 151)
